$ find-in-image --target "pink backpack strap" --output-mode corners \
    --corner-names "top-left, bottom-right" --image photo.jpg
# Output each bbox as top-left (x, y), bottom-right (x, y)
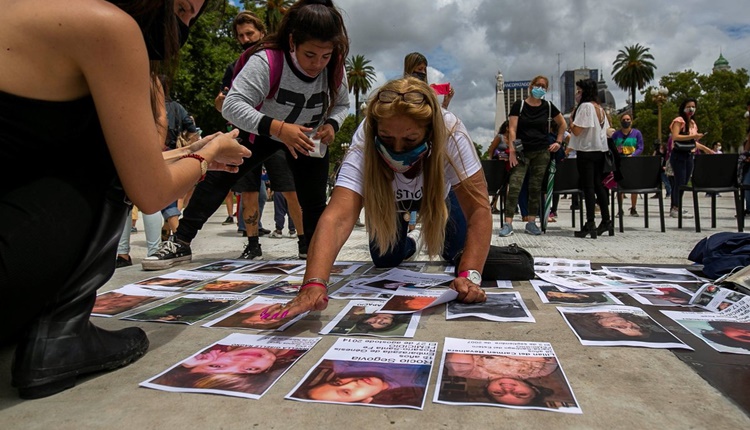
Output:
top-left (265, 49), bottom-right (284, 100)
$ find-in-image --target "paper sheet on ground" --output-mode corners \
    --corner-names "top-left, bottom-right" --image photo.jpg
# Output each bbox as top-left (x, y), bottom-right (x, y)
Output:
top-left (286, 337), bottom-right (436, 409)
top-left (319, 300), bottom-right (420, 338)
top-left (140, 333), bottom-right (319, 399)
top-left (446, 292), bottom-right (535, 322)
top-left (433, 337), bottom-right (581, 414)
top-left (202, 296), bottom-right (308, 331)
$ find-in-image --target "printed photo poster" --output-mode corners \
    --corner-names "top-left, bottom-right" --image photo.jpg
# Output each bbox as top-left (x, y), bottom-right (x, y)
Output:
top-left (364, 261), bottom-right (426, 276)
top-left (690, 283), bottom-right (750, 314)
top-left (122, 293), bottom-right (243, 325)
top-left (132, 270), bottom-right (220, 291)
top-left (236, 260), bottom-right (306, 275)
top-left (190, 259), bottom-right (261, 274)
top-left (254, 275), bottom-right (342, 297)
top-left (327, 261), bottom-right (366, 277)
top-left (352, 268), bottom-right (453, 292)
top-left (536, 271), bottom-right (653, 293)
top-left (434, 338), bottom-right (581, 414)
top-left (661, 310), bottom-right (750, 355)
top-left (531, 280), bottom-right (623, 305)
top-left (534, 257), bottom-right (592, 275)
top-left (188, 273), bottom-right (279, 295)
top-left (92, 286), bottom-right (178, 318)
top-left (601, 266), bottom-right (708, 284)
top-left (558, 305), bottom-right (692, 349)
top-left (446, 292), bottom-right (535, 323)
top-left (328, 284), bottom-right (393, 301)
top-left (203, 296), bottom-right (308, 332)
top-left (140, 333), bottom-right (320, 399)
top-left (628, 285), bottom-right (696, 307)
top-left (286, 338), bottom-right (437, 409)
top-left (378, 288), bottom-right (459, 314)
top-left (319, 300), bottom-right (420, 338)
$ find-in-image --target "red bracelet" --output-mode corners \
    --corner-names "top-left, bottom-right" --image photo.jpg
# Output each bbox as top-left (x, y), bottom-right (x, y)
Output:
top-left (180, 153), bottom-right (207, 182)
top-left (300, 282), bottom-right (327, 292)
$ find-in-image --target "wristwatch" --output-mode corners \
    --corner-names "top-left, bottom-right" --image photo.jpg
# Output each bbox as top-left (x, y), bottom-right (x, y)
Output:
top-left (458, 269), bottom-right (482, 285)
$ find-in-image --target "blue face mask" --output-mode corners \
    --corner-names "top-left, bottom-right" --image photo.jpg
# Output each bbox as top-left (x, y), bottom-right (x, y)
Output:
top-left (531, 86), bottom-right (546, 99)
top-left (375, 136), bottom-right (431, 173)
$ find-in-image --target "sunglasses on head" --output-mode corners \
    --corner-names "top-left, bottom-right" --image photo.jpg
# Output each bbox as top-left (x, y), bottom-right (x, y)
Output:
top-left (378, 90), bottom-right (426, 105)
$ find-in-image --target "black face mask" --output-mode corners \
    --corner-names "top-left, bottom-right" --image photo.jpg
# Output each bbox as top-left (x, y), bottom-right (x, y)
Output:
top-left (410, 71), bottom-right (428, 83)
top-left (241, 40), bottom-right (259, 51)
top-left (145, 14), bottom-right (190, 61)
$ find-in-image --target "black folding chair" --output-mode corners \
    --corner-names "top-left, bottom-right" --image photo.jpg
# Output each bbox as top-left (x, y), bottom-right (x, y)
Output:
top-left (481, 159), bottom-right (509, 226)
top-left (678, 153), bottom-right (743, 232)
top-left (610, 156), bottom-right (665, 233)
top-left (550, 158), bottom-right (584, 228)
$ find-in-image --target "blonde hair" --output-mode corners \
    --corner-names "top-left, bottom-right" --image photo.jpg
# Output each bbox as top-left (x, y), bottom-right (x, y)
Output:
top-left (361, 77), bottom-right (450, 258)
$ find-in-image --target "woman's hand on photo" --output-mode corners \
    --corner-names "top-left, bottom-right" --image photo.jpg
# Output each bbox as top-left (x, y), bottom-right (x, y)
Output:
top-left (259, 285), bottom-right (329, 320)
top-left (450, 277), bottom-right (487, 303)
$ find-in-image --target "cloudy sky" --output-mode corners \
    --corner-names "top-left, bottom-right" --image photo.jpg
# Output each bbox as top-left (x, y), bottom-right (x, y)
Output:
top-left (237, 0), bottom-right (750, 151)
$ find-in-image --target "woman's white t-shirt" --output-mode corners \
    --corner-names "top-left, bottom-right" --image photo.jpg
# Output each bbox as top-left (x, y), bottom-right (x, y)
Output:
top-left (568, 102), bottom-right (609, 152)
top-left (336, 110), bottom-right (481, 210)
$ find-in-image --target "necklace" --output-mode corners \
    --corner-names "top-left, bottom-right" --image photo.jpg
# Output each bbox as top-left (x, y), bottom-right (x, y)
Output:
top-left (398, 199), bottom-right (414, 222)
top-left (394, 173), bottom-right (418, 222)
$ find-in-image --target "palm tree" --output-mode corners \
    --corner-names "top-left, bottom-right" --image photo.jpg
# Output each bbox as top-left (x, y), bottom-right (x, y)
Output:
top-left (611, 44), bottom-right (657, 121)
top-left (250, 0), bottom-right (293, 34)
top-left (346, 55), bottom-right (377, 125)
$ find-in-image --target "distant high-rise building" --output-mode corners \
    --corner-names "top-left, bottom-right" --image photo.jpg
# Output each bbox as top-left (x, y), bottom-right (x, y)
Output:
top-left (503, 80), bottom-right (531, 115)
top-left (560, 68), bottom-right (598, 114)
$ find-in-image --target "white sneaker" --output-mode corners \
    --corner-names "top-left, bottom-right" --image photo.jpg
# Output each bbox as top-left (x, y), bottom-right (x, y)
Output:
top-left (406, 228), bottom-right (423, 261)
top-left (682, 210), bottom-right (694, 219)
top-left (270, 229), bottom-right (284, 238)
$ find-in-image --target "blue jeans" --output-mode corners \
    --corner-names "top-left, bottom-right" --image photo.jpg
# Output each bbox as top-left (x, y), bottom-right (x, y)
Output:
top-left (118, 210), bottom-right (162, 256)
top-left (273, 191), bottom-right (295, 231)
top-left (660, 171), bottom-right (672, 196)
top-left (670, 151), bottom-right (694, 209)
top-left (369, 191), bottom-right (467, 267)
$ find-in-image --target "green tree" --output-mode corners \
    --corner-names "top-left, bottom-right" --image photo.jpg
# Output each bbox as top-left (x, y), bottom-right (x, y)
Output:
top-left (248, 0), bottom-right (294, 34)
top-left (612, 43), bottom-right (657, 122)
top-left (346, 55), bottom-right (377, 126)
top-left (633, 68), bottom-right (750, 155)
top-left (171, 3), bottom-right (240, 134)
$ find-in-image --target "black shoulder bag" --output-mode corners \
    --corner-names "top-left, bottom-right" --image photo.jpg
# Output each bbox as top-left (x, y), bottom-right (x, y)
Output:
top-left (454, 244), bottom-right (535, 281)
top-left (673, 121), bottom-right (697, 152)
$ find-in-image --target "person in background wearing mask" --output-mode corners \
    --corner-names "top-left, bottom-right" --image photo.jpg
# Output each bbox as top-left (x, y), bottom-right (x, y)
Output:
top-left (499, 76), bottom-right (566, 237)
top-left (668, 98), bottom-right (712, 219)
top-left (610, 113), bottom-right (643, 216)
top-left (403, 52), bottom-right (455, 109)
top-left (259, 77), bottom-right (492, 322)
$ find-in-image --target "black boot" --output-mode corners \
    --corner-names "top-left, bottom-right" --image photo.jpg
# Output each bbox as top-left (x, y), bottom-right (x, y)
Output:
top-left (11, 185), bottom-right (149, 399)
top-left (596, 220), bottom-right (614, 236)
top-left (574, 221), bottom-right (597, 239)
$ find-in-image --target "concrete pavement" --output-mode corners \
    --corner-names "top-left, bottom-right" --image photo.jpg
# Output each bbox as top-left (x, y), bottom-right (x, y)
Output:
top-left (1, 192), bottom-right (749, 429)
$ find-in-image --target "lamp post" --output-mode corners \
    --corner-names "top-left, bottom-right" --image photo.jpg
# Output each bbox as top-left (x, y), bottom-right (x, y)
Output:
top-left (341, 142), bottom-right (350, 153)
top-left (650, 86), bottom-right (669, 144)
